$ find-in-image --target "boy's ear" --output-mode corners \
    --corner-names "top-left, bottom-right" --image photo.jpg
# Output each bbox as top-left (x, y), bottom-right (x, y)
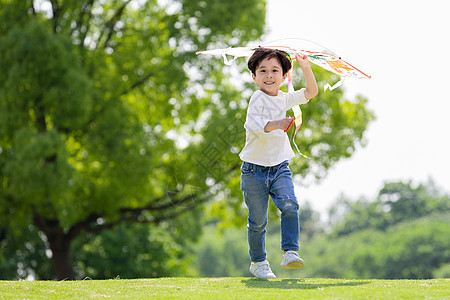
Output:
top-left (251, 73), bottom-right (256, 82)
top-left (282, 73), bottom-right (288, 81)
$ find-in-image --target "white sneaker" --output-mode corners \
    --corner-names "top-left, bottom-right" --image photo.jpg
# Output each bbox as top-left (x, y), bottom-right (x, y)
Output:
top-left (281, 250), bottom-right (305, 269)
top-left (249, 260), bottom-right (277, 279)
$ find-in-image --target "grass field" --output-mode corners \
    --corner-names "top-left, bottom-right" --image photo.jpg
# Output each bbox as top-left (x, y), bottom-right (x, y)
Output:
top-left (0, 277), bottom-right (449, 299)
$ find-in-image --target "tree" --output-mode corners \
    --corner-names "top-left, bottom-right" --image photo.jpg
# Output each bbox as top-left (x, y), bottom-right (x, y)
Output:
top-left (377, 179), bottom-right (450, 224)
top-left (299, 201), bottom-right (324, 241)
top-left (0, 207), bottom-right (203, 280)
top-left (300, 180), bottom-right (450, 279)
top-left (71, 206), bottom-right (204, 279)
top-left (301, 214), bottom-right (450, 279)
top-left (0, 0), bottom-right (373, 280)
top-left (329, 179), bottom-right (450, 236)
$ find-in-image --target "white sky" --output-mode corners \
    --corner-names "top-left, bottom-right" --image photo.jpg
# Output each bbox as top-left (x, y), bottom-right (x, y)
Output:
top-left (264, 0), bottom-right (450, 218)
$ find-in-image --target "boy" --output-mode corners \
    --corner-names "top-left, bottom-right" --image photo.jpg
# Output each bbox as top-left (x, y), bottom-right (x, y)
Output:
top-left (239, 48), bottom-right (318, 279)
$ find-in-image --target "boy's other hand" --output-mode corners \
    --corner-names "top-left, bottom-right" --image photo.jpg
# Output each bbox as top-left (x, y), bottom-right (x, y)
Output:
top-left (265, 117), bottom-right (295, 133)
top-left (280, 117), bottom-right (295, 131)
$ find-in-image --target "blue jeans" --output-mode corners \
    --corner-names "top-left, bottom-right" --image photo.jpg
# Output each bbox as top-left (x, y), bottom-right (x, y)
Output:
top-left (240, 160), bottom-right (300, 262)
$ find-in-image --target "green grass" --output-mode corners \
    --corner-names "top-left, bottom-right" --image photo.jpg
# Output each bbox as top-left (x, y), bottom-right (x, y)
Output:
top-left (0, 277), bottom-right (449, 299)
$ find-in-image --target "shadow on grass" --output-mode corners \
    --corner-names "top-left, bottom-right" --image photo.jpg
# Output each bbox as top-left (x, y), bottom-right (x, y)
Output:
top-left (241, 278), bottom-right (369, 290)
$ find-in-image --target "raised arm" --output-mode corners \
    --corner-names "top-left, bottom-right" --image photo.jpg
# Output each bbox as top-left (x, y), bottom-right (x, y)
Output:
top-left (294, 54), bottom-right (318, 100)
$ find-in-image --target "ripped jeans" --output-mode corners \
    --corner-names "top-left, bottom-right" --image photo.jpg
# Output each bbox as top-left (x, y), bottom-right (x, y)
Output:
top-left (241, 160), bottom-right (300, 263)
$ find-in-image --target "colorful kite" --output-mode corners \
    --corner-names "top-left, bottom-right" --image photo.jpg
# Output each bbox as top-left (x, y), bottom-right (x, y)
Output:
top-left (196, 38), bottom-right (370, 157)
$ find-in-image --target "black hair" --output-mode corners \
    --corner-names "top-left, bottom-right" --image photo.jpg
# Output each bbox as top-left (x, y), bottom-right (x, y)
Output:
top-left (247, 48), bottom-right (292, 75)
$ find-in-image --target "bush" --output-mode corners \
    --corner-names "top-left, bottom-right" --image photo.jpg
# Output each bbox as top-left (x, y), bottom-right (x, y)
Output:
top-left (301, 213), bottom-right (450, 279)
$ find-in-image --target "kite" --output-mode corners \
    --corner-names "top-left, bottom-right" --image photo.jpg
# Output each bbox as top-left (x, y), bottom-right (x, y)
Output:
top-left (196, 38), bottom-right (371, 158)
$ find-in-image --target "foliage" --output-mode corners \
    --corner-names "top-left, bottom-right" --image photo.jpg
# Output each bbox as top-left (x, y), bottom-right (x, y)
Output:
top-left (0, 207), bottom-right (203, 280)
top-left (299, 201), bottom-right (324, 241)
top-left (305, 180), bottom-right (450, 280)
top-left (193, 224), bottom-right (250, 277)
top-left (433, 263), bottom-right (450, 279)
top-left (329, 179), bottom-right (450, 236)
top-left (72, 207), bottom-right (203, 279)
top-left (303, 213), bottom-right (450, 279)
top-left (0, 277), bottom-right (449, 299)
top-left (0, 222), bottom-right (53, 280)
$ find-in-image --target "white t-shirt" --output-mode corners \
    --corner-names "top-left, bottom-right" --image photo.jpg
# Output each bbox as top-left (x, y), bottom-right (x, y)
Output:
top-left (239, 88), bottom-right (308, 166)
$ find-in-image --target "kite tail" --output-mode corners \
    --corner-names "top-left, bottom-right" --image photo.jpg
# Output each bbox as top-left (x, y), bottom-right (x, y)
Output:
top-left (222, 47), bottom-right (239, 65)
top-left (324, 79), bottom-right (344, 92)
top-left (288, 70), bottom-right (309, 159)
top-left (288, 70), bottom-right (294, 93)
top-left (292, 126), bottom-right (309, 159)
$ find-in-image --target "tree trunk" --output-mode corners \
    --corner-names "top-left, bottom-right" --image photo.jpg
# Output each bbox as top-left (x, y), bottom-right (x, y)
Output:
top-left (33, 213), bottom-right (76, 280)
top-left (47, 234), bottom-right (76, 280)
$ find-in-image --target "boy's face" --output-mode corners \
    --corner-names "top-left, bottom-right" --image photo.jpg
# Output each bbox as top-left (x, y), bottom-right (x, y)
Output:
top-left (252, 57), bottom-right (287, 96)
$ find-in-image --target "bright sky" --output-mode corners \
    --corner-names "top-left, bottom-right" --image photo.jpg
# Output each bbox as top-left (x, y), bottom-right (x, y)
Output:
top-left (264, 0), bottom-right (450, 218)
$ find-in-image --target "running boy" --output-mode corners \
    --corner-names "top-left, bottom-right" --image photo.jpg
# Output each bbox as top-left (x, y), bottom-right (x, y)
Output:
top-left (239, 48), bottom-right (318, 279)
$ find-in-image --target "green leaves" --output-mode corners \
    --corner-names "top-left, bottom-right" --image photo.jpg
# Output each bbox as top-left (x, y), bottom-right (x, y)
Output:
top-left (6, 129), bottom-right (71, 202)
top-left (178, 0), bottom-right (266, 45)
top-left (0, 18), bottom-right (91, 138)
top-left (329, 180), bottom-right (450, 236)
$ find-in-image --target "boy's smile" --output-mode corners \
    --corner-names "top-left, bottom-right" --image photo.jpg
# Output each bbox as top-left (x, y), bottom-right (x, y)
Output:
top-left (252, 57), bottom-right (288, 96)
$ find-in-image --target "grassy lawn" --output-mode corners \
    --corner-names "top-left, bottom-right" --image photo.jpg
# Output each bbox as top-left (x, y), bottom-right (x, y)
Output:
top-left (0, 277), bottom-right (448, 299)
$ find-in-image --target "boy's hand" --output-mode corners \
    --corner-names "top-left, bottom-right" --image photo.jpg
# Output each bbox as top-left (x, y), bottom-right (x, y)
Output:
top-left (279, 117), bottom-right (294, 131)
top-left (264, 117), bottom-right (294, 133)
top-left (294, 54), bottom-right (310, 69)
top-left (294, 53), bottom-right (318, 100)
